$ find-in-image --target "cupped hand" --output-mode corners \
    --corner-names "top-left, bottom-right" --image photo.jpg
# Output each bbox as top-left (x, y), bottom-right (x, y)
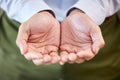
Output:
top-left (16, 11), bottom-right (60, 65)
top-left (60, 9), bottom-right (105, 65)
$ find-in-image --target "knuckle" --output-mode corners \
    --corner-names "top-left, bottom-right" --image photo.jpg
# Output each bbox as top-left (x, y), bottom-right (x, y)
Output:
top-left (40, 16), bottom-right (52, 25)
top-left (34, 62), bottom-right (40, 66)
top-left (33, 59), bottom-right (43, 66)
top-left (76, 60), bottom-right (84, 64)
top-left (85, 54), bottom-right (94, 61)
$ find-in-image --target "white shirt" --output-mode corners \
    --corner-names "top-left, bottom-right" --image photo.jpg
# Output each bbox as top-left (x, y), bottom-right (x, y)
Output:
top-left (0, 0), bottom-right (120, 25)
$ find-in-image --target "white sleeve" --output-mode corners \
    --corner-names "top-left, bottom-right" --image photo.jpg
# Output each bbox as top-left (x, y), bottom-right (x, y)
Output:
top-left (0, 0), bottom-right (53, 23)
top-left (69, 0), bottom-right (120, 25)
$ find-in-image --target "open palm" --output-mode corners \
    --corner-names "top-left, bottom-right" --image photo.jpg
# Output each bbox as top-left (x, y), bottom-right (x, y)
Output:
top-left (16, 11), bottom-right (60, 65)
top-left (60, 10), bottom-right (105, 64)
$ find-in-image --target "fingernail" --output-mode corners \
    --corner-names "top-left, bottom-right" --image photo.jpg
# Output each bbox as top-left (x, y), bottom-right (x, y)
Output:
top-left (59, 62), bottom-right (64, 65)
top-left (69, 56), bottom-right (74, 61)
top-left (51, 57), bottom-right (57, 63)
top-left (62, 57), bottom-right (67, 62)
top-left (43, 56), bottom-right (51, 62)
top-left (68, 53), bottom-right (77, 61)
top-left (33, 59), bottom-right (43, 66)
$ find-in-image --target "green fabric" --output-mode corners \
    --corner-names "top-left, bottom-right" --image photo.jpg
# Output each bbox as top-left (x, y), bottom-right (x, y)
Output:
top-left (62, 11), bottom-right (120, 80)
top-left (0, 10), bottom-right (61, 80)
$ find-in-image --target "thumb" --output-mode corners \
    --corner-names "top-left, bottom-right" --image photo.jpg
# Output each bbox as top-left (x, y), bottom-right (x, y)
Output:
top-left (16, 23), bottom-right (29, 54)
top-left (90, 27), bottom-right (105, 54)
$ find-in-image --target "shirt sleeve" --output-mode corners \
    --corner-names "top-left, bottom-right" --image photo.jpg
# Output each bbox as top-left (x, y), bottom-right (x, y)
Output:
top-left (0, 0), bottom-right (53, 23)
top-left (68, 0), bottom-right (120, 25)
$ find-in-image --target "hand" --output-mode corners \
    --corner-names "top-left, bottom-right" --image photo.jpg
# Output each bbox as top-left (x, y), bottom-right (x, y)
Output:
top-left (16, 11), bottom-right (60, 65)
top-left (60, 9), bottom-right (105, 65)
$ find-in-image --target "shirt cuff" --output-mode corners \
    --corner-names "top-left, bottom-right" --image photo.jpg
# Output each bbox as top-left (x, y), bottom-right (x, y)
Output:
top-left (69, 0), bottom-right (106, 25)
top-left (16, 0), bottom-right (53, 23)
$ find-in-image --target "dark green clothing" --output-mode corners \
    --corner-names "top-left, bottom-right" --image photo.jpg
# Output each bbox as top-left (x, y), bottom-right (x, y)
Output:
top-left (0, 9), bottom-right (61, 80)
top-left (62, 11), bottom-right (120, 80)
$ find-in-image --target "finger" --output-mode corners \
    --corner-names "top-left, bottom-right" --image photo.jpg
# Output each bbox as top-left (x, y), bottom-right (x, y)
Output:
top-left (77, 50), bottom-right (95, 61)
top-left (75, 58), bottom-right (85, 64)
top-left (16, 23), bottom-right (29, 54)
top-left (60, 51), bottom-right (69, 63)
top-left (68, 53), bottom-right (77, 62)
top-left (24, 52), bottom-right (43, 60)
top-left (44, 62), bottom-right (51, 65)
top-left (32, 59), bottom-right (43, 66)
top-left (60, 45), bottom-right (70, 52)
top-left (59, 61), bottom-right (65, 65)
top-left (43, 54), bottom-right (51, 63)
top-left (90, 27), bottom-right (105, 54)
top-left (46, 46), bottom-right (58, 53)
top-left (92, 39), bottom-right (105, 54)
top-left (50, 52), bottom-right (60, 64)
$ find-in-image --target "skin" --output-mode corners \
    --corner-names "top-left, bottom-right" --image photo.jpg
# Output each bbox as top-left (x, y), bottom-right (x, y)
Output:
top-left (16, 11), bottom-right (60, 65)
top-left (60, 9), bottom-right (105, 64)
top-left (16, 9), bottom-right (105, 65)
